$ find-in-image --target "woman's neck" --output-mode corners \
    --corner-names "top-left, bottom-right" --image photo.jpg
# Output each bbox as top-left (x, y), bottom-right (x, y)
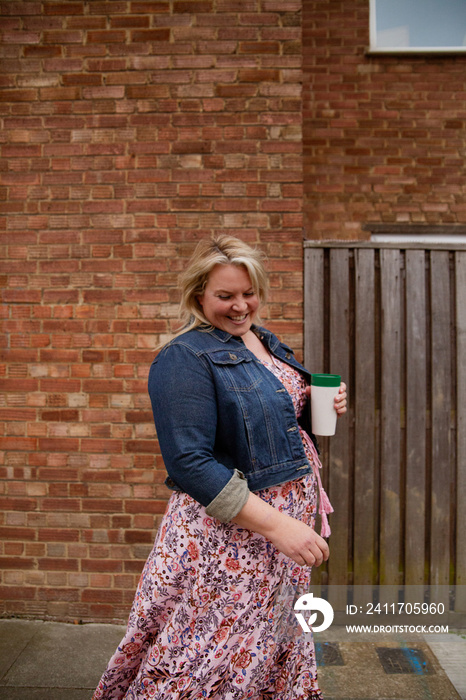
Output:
top-left (241, 330), bottom-right (273, 363)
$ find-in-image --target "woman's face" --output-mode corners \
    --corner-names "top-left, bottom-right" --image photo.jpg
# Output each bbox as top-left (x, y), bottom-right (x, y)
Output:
top-left (197, 263), bottom-right (260, 336)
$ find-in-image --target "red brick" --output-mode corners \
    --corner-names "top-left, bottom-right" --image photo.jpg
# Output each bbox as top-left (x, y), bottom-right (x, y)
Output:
top-left (63, 74), bottom-right (102, 86)
top-left (124, 499), bottom-right (167, 514)
top-left (0, 586), bottom-right (36, 600)
top-left (40, 380), bottom-right (82, 393)
top-left (82, 290), bottom-right (124, 304)
top-left (0, 88), bottom-right (38, 102)
top-left (0, 409), bottom-right (36, 421)
top-left (81, 559), bottom-right (122, 572)
top-left (110, 16), bottom-right (150, 28)
top-left (174, 1), bottom-right (213, 11)
top-left (38, 529), bottom-right (80, 542)
top-left (37, 438), bottom-right (80, 452)
top-left (130, 2), bottom-right (169, 12)
top-left (238, 69), bottom-right (280, 82)
top-left (83, 499), bottom-right (124, 512)
top-left (82, 380), bottom-right (124, 393)
top-left (131, 29), bottom-right (171, 42)
top-left (40, 87), bottom-right (81, 101)
top-left (0, 528), bottom-right (35, 541)
top-left (126, 85), bottom-right (170, 99)
top-left (43, 3), bottom-right (85, 14)
top-left (41, 499), bottom-right (81, 511)
top-left (239, 41), bottom-right (279, 54)
top-left (81, 589), bottom-right (123, 603)
top-left (1, 3), bottom-right (42, 16)
top-left (41, 410), bottom-right (79, 422)
top-left (80, 439), bottom-right (123, 453)
top-left (38, 558), bottom-right (79, 571)
top-left (89, 30), bottom-right (128, 44)
top-left (67, 17), bottom-right (106, 30)
top-left (124, 530), bottom-right (153, 543)
top-left (125, 411), bottom-right (153, 423)
top-left (0, 438), bottom-right (37, 451)
top-left (42, 30), bottom-right (83, 43)
top-left (38, 588), bottom-right (80, 602)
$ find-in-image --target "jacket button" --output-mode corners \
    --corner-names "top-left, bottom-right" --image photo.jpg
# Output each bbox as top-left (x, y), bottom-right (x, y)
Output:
top-left (229, 353), bottom-right (237, 360)
top-left (286, 352), bottom-right (291, 359)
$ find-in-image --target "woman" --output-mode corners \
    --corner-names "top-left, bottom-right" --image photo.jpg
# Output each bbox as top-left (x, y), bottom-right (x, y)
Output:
top-left (93, 235), bottom-right (347, 700)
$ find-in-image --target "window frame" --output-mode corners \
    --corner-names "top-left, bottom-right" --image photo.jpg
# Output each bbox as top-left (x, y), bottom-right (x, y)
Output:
top-left (363, 223), bottom-right (466, 246)
top-left (369, 0), bottom-right (466, 55)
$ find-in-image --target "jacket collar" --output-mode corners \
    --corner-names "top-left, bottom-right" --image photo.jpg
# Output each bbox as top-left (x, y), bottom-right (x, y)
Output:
top-left (203, 324), bottom-right (280, 351)
top-left (201, 325), bottom-right (237, 343)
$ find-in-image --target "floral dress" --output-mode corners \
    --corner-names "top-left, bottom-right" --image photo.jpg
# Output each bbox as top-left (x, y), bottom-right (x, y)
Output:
top-left (92, 357), bottom-right (331, 700)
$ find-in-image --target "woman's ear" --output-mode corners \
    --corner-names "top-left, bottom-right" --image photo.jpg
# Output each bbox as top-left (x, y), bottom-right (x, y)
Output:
top-left (196, 294), bottom-right (204, 309)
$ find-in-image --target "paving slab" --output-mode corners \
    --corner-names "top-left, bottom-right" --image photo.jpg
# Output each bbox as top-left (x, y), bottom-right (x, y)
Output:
top-left (424, 632), bottom-right (466, 699)
top-left (0, 690), bottom-right (92, 700)
top-left (0, 619), bottom-right (44, 680)
top-left (316, 627), bottom-right (464, 700)
top-left (0, 619), bottom-right (125, 697)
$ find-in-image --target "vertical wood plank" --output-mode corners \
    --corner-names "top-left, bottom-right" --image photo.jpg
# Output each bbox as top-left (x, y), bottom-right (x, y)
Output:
top-left (380, 249), bottom-right (402, 590)
top-left (430, 251), bottom-right (451, 607)
top-left (354, 248), bottom-right (377, 597)
top-left (328, 248), bottom-right (351, 611)
top-left (455, 252), bottom-right (466, 612)
top-left (405, 250), bottom-right (427, 602)
top-left (304, 247), bottom-right (325, 590)
top-left (304, 247), bottom-right (324, 372)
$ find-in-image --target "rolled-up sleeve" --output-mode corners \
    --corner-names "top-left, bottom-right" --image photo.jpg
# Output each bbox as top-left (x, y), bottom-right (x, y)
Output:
top-left (205, 469), bottom-right (250, 522)
top-left (148, 342), bottom-right (250, 521)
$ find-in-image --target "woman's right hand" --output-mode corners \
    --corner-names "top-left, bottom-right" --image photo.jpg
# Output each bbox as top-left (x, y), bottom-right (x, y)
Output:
top-left (232, 492), bottom-right (329, 567)
top-left (267, 511), bottom-right (329, 567)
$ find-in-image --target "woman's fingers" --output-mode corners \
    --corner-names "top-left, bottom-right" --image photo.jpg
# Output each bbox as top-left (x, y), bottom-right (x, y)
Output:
top-left (300, 533), bottom-right (329, 567)
top-left (269, 514), bottom-right (330, 567)
top-left (335, 382), bottom-right (347, 415)
top-left (298, 544), bottom-right (326, 568)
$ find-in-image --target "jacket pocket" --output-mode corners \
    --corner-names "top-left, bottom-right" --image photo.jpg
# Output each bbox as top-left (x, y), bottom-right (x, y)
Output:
top-left (206, 349), bottom-right (260, 392)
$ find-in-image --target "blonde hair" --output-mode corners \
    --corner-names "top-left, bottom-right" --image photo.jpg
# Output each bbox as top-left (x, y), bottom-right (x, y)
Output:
top-left (174, 235), bottom-right (268, 337)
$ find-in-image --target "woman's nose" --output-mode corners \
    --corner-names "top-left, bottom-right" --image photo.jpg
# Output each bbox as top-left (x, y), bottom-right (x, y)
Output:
top-left (232, 297), bottom-right (247, 311)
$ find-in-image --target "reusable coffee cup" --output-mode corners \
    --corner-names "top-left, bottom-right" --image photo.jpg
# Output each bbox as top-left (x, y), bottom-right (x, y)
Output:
top-left (310, 374), bottom-right (341, 436)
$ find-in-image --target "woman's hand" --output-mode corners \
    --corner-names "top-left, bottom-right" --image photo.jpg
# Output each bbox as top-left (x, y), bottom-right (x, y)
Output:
top-left (232, 492), bottom-right (329, 567)
top-left (266, 511), bottom-right (329, 567)
top-left (305, 381), bottom-right (347, 417)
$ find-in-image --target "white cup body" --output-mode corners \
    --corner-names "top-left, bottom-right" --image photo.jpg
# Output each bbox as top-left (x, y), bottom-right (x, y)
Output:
top-left (311, 384), bottom-right (338, 436)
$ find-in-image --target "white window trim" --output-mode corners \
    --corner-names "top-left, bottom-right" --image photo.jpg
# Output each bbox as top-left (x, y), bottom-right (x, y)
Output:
top-left (369, 0), bottom-right (466, 54)
top-left (364, 224), bottom-right (466, 247)
top-left (371, 233), bottom-right (466, 245)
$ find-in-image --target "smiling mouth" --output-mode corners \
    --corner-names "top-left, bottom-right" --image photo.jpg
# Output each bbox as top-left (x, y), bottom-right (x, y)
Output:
top-left (228, 314), bottom-right (248, 322)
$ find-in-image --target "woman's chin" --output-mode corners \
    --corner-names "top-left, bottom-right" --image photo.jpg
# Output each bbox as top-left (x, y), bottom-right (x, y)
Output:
top-left (223, 317), bottom-right (252, 335)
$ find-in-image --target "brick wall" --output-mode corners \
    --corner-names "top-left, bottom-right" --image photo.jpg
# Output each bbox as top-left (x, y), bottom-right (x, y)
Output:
top-left (303, 0), bottom-right (466, 239)
top-left (0, 1), bottom-right (304, 622)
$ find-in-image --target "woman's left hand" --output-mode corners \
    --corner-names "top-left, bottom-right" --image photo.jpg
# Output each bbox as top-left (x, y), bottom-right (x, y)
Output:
top-left (305, 381), bottom-right (347, 416)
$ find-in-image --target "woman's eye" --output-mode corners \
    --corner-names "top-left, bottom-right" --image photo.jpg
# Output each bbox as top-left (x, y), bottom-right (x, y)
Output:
top-left (217, 292), bottom-right (254, 300)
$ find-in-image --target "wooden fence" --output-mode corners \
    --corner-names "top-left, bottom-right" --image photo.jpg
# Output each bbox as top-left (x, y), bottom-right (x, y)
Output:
top-left (304, 241), bottom-right (466, 619)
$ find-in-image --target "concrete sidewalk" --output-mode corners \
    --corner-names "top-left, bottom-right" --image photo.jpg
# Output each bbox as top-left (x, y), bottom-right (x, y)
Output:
top-left (316, 626), bottom-right (466, 700)
top-left (0, 618), bottom-right (464, 700)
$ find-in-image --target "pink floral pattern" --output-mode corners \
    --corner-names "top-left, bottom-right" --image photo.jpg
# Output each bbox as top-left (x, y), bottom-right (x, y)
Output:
top-left (93, 358), bottom-right (325, 700)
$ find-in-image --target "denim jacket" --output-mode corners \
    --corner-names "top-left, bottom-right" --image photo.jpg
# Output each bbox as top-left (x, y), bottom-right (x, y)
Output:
top-left (148, 324), bottom-right (318, 522)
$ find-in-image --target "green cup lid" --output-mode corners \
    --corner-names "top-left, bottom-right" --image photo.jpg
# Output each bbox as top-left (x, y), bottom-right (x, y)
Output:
top-left (311, 373), bottom-right (341, 387)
